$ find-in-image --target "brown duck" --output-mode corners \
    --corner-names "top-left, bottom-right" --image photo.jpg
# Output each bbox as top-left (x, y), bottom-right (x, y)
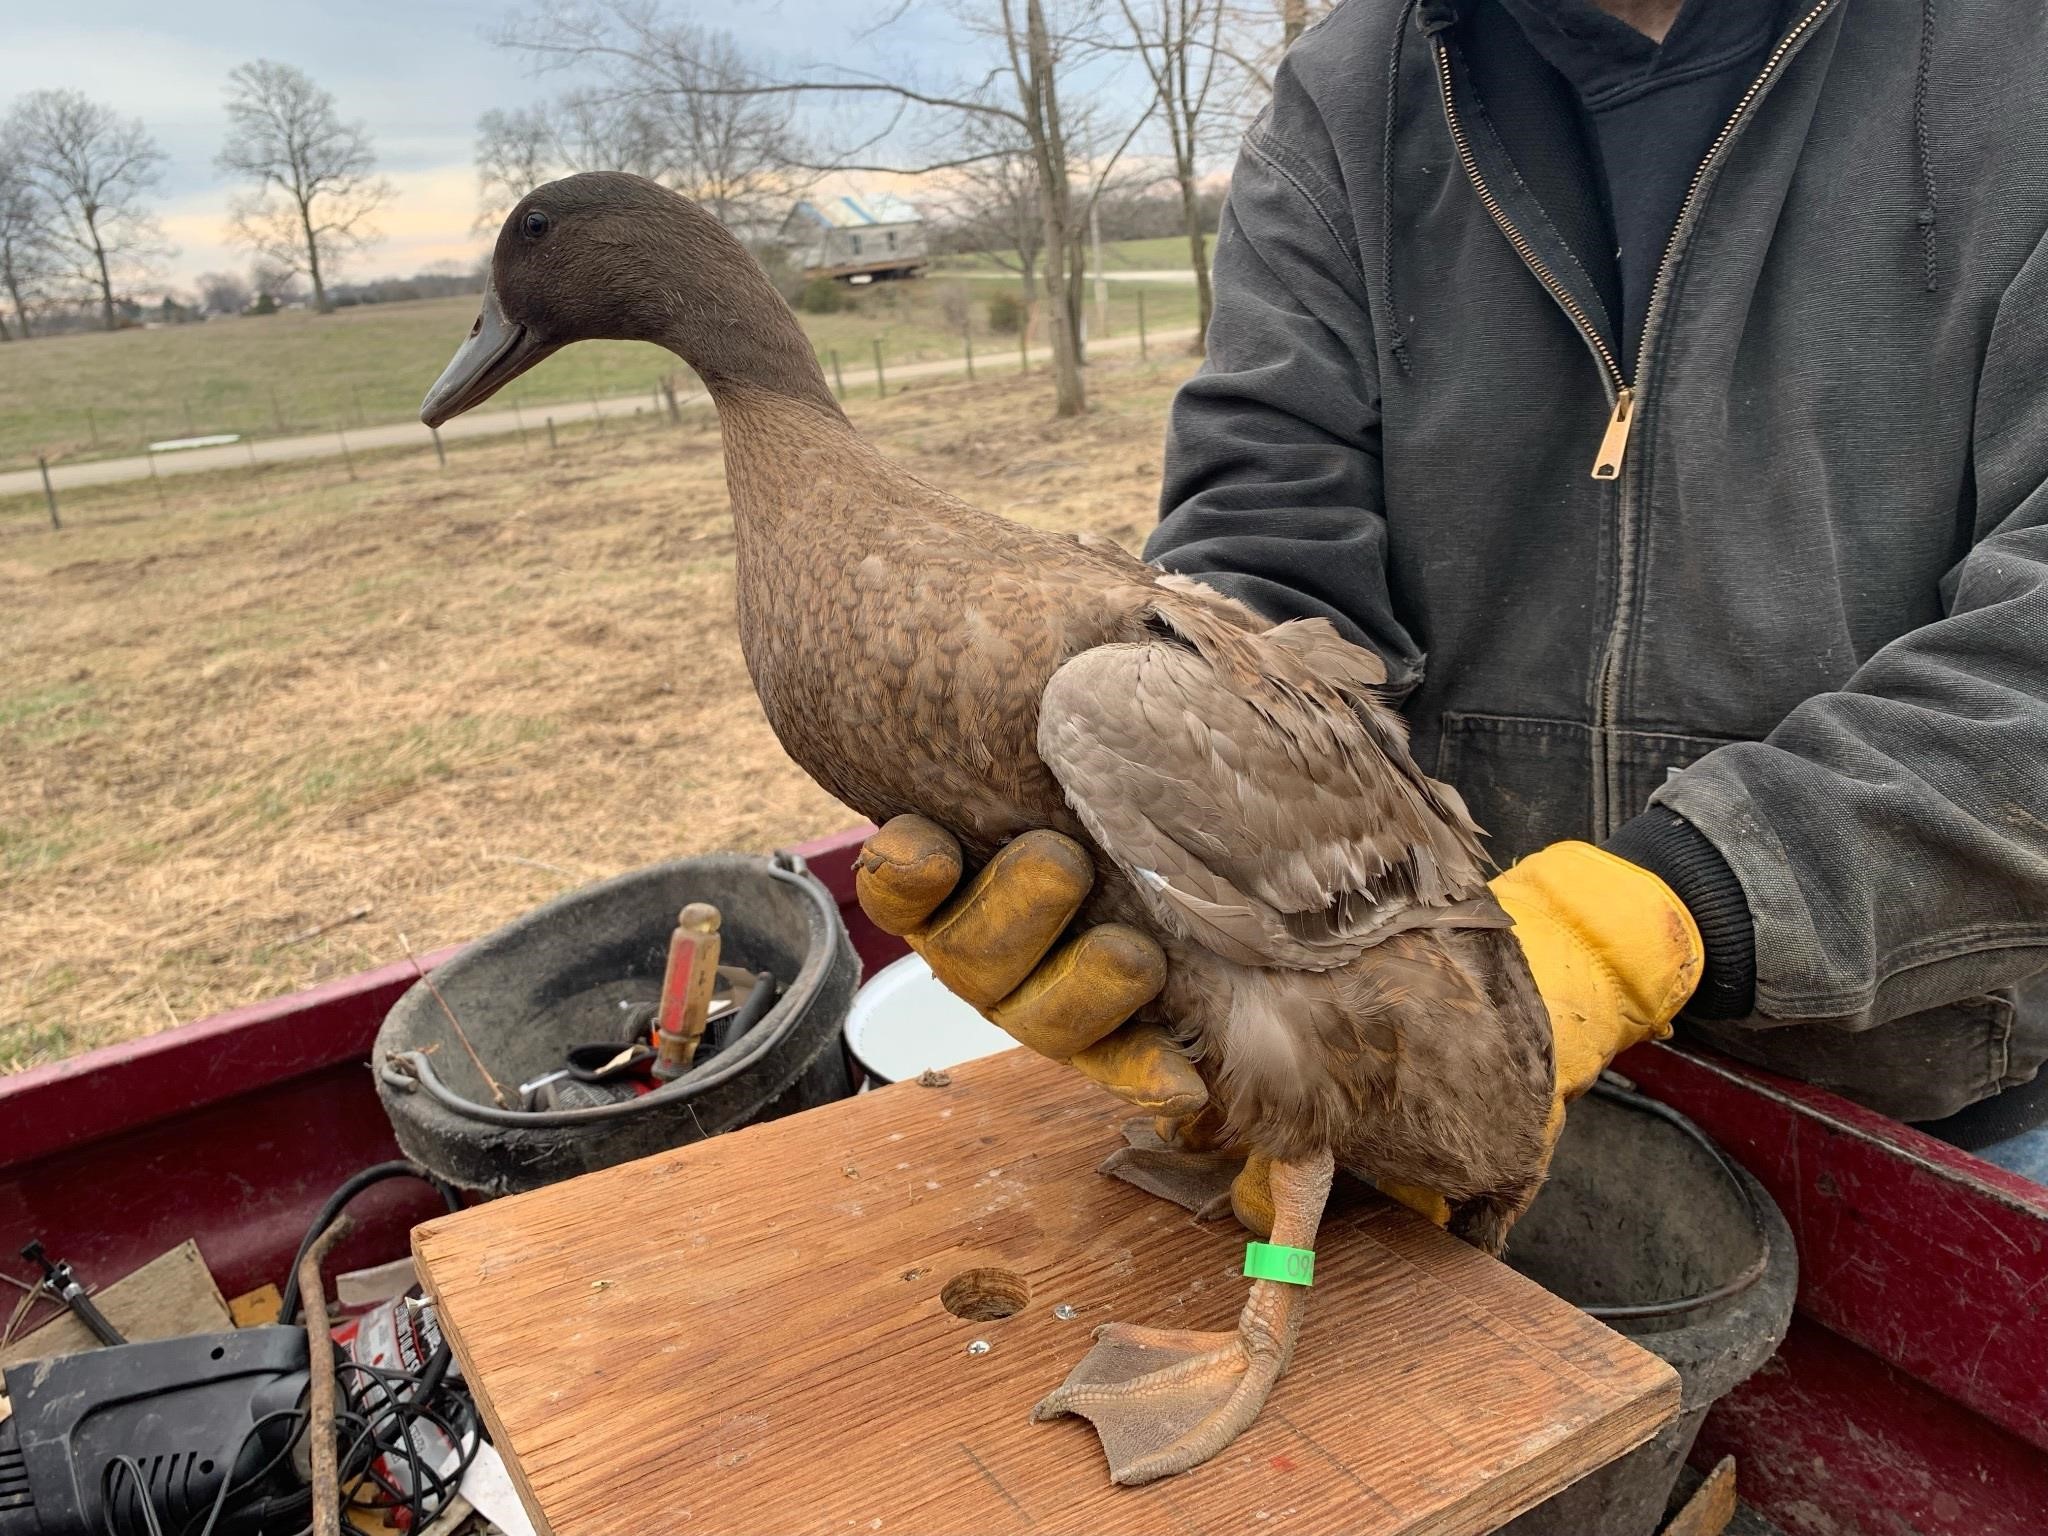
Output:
top-left (423, 172), bottom-right (1554, 1487)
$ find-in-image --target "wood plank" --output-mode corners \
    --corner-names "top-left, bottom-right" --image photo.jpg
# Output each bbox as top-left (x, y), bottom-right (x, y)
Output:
top-left (1661, 1456), bottom-right (1737, 1536)
top-left (1, 1240), bottom-right (231, 1366)
top-left (416, 1049), bottom-right (1678, 1536)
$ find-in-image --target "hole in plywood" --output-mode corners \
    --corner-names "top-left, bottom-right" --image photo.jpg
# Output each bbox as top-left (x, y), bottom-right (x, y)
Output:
top-left (940, 1267), bottom-right (1030, 1322)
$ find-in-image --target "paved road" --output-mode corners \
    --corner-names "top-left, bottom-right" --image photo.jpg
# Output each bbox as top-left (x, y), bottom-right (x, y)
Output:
top-left (1, 326), bottom-right (1199, 501)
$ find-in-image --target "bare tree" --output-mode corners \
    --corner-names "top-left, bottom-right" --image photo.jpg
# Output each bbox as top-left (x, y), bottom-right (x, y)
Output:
top-left (218, 61), bottom-right (394, 314)
top-left (1109, 0), bottom-right (1225, 344)
top-left (497, 0), bottom-right (1144, 416)
top-left (473, 91), bottom-right (675, 229)
top-left (942, 118), bottom-right (1045, 337)
top-left (196, 270), bottom-right (253, 315)
top-left (8, 90), bottom-right (169, 331)
top-left (491, 7), bottom-right (809, 236)
top-left (248, 258), bottom-right (305, 312)
top-left (475, 108), bottom-right (556, 227)
top-left (0, 150), bottom-right (55, 340)
top-left (1214, 0), bottom-right (1331, 105)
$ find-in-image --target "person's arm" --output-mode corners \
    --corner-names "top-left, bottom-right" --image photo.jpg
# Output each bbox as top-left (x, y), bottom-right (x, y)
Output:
top-left (1649, 231), bottom-right (2048, 1030)
top-left (1144, 73), bottom-right (1423, 694)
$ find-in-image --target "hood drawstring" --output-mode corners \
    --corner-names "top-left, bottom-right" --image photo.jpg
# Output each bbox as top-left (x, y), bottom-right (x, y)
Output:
top-left (1383, 0), bottom-right (1422, 373)
top-left (1912, 0), bottom-right (1939, 291)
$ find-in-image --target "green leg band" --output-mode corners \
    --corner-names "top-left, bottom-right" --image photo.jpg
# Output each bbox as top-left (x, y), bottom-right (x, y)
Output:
top-left (1243, 1241), bottom-right (1314, 1286)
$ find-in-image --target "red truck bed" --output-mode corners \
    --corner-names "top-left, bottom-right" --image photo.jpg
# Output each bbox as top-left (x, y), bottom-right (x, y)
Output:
top-left (5, 826), bottom-right (2045, 1534)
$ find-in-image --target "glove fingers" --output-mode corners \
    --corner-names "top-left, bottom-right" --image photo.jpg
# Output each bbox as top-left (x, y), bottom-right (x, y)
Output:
top-left (1156, 1101), bottom-right (1234, 1153)
top-left (1375, 1178), bottom-right (1452, 1228)
top-left (1068, 1021), bottom-right (1208, 1120)
top-left (919, 829), bottom-right (1094, 1008)
top-left (854, 815), bottom-right (964, 936)
top-left (989, 923), bottom-right (1166, 1059)
top-left (1231, 1152), bottom-right (1275, 1238)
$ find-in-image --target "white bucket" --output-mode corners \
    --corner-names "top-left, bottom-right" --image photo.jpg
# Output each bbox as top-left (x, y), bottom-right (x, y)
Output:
top-left (844, 953), bottom-right (1017, 1084)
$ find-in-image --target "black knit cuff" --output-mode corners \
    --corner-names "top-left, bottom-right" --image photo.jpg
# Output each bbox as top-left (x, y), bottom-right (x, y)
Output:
top-left (1604, 807), bottom-right (1757, 1020)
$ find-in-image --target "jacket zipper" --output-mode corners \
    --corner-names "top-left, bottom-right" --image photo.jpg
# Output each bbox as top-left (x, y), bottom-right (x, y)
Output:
top-left (1432, 41), bottom-right (1629, 437)
top-left (1433, 1), bottom-right (1835, 832)
top-left (1593, 0), bottom-right (1836, 831)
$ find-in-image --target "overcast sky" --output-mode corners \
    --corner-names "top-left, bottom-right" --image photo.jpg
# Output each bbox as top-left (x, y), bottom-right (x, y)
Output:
top-left (11, 1), bottom-right (1002, 289)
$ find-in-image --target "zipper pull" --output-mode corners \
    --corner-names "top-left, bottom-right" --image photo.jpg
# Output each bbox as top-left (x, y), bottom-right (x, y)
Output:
top-left (1591, 387), bottom-right (1634, 480)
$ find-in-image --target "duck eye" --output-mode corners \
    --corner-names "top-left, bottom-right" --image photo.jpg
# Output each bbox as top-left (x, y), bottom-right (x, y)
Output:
top-left (522, 209), bottom-right (550, 240)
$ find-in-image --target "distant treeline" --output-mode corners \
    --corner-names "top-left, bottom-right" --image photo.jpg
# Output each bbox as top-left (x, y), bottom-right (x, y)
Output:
top-left (927, 185), bottom-right (1225, 258)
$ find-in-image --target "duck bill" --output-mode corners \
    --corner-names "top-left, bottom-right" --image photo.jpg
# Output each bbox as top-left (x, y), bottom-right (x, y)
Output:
top-left (420, 281), bottom-right (551, 427)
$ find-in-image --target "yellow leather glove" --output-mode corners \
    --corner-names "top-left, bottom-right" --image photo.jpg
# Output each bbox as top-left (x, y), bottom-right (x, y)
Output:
top-left (1491, 840), bottom-right (1706, 1128)
top-left (857, 820), bottom-right (1703, 1232)
top-left (853, 816), bottom-right (1204, 1117)
top-left (1373, 841), bottom-right (1707, 1230)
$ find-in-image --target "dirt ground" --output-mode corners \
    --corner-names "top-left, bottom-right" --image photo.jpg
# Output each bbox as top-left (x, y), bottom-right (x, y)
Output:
top-left (0, 354), bottom-right (1199, 1071)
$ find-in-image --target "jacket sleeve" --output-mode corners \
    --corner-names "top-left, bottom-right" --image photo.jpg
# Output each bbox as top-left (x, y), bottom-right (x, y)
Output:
top-left (1656, 231), bottom-right (2048, 1030)
top-left (1143, 88), bottom-right (1423, 695)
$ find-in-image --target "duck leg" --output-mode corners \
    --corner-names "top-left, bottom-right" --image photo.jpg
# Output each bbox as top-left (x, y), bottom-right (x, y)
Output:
top-left (1034, 1147), bottom-right (1333, 1485)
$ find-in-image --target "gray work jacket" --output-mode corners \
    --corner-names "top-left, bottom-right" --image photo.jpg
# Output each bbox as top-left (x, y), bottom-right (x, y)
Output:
top-left (1147, 0), bottom-right (2048, 1119)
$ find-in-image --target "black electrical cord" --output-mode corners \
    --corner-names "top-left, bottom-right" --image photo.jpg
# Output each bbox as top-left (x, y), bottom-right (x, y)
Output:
top-left (102, 1455), bottom-right (167, 1536)
top-left (276, 1161), bottom-right (463, 1321)
top-left (168, 1401), bottom-right (313, 1536)
top-left (99, 1159), bottom-right (484, 1536)
top-left (325, 1353), bottom-right (480, 1536)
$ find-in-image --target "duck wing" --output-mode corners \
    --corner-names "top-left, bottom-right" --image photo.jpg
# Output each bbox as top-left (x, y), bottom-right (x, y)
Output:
top-left (1037, 578), bottom-right (1505, 972)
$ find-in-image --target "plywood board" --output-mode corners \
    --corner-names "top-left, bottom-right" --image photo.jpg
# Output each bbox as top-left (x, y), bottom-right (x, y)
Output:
top-left (416, 1049), bottom-right (1678, 1536)
top-left (2, 1240), bottom-right (232, 1366)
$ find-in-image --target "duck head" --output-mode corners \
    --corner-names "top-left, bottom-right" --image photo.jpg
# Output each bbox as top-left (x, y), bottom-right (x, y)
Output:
top-left (423, 171), bottom-right (828, 427)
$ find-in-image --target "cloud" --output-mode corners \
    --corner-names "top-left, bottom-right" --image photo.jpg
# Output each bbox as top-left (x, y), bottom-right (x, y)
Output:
top-left (153, 164), bottom-right (488, 291)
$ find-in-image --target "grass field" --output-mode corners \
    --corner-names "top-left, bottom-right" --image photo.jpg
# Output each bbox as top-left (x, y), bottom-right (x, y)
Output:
top-left (0, 274), bottom-right (1201, 472)
top-left (0, 351), bottom-right (1200, 1071)
top-left (935, 231), bottom-right (1214, 274)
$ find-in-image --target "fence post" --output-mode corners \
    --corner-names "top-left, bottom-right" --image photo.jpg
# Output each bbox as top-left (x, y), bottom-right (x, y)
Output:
top-left (245, 437), bottom-right (258, 467)
top-left (828, 349), bottom-right (845, 399)
top-left (662, 376), bottom-right (681, 426)
top-left (37, 454), bottom-right (59, 530)
top-left (432, 427), bottom-right (446, 468)
top-left (86, 407), bottom-right (99, 448)
top-left (872, 339), bottom-right (886, 397)
top-left (964, 324), bottom-right (975, 382)
top-left (147, 449), bottom-right (165, 507)
top-left (336, 428), bottom-right (357, 481)
top-left (1138, 289), bottom-right (1148, 359)
top-left (589, 390), bottom-right (606, 435)
top-left (546, 416), bottom-right (558, 452)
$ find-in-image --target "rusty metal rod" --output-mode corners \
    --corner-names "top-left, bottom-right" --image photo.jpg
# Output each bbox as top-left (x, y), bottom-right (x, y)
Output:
top-left (297, 1213), bottom-right (357, 1536)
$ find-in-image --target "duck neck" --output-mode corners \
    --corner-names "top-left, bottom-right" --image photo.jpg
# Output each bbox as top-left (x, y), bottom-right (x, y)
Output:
top-left (646, 211), bottom-right (844, 423)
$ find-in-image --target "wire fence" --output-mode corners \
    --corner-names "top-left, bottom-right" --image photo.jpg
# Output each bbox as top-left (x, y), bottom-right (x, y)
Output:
top-left (3, 282), bottom-right (1178, 485)
top-left (4, 288), bottom-right (1187, 540)
top-left (9, 303), bottom-right (1176, 533)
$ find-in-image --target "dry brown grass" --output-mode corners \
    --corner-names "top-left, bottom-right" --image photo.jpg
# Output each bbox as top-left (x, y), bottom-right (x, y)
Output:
top-left (0, 356), bottom-right (1199, 1071)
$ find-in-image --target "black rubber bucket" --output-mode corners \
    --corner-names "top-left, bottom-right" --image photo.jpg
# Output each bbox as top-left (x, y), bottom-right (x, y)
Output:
top-left (374, 851), bottom-right (859, 1194)
top-left (1497, 1078), bottom-right (1797, 1536)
